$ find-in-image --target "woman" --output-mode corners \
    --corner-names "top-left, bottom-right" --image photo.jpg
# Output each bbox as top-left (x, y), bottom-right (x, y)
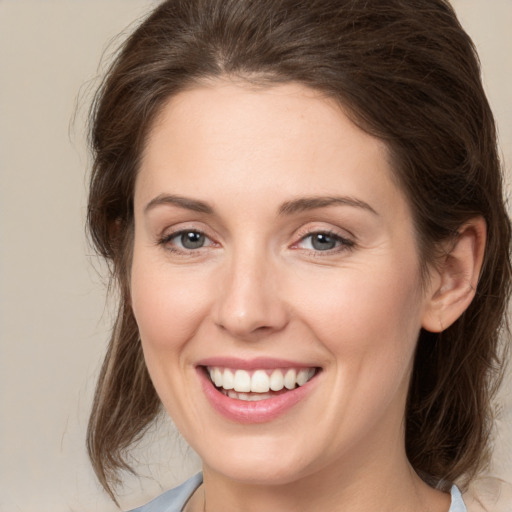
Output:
top-left (86, 1), bottom-right (511, 511)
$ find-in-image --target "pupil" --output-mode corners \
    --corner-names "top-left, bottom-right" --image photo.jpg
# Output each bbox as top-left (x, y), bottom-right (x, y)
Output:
top-left (312, 233), bottom-right (336, 250)
top-left (181, 231), bottom-right (205, 249)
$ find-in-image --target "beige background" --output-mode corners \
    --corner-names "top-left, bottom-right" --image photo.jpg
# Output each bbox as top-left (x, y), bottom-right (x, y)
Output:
top-left (0, 1), bottom-right (510, 511)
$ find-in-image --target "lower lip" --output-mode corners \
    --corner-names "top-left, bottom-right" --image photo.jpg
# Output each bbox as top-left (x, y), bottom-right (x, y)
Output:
top-left (198, 368), bottom-right (318, 424)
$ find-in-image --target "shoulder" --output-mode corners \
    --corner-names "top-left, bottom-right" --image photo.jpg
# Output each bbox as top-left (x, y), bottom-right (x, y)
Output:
top-left (127, 473), bottom-right (203, 512)
top-left (450, 486), bottom-right (467, 512)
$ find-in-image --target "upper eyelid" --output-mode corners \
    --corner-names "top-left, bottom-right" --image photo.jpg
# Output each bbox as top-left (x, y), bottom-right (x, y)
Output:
top-left (295, 231), bottom-right (354, 247)
top-left (155, 223), bottom-right (356, 247)
top-left (156, 227), bottom-right (211, 248)
top-left (293, 223), bottom-right (356, 242)
top-left (298, 229), bottom-right (351, 239)
top-left (161, 228), bottom-right (213, 242)
top-left (158, 229), bottom-right (218, 255)
top-left (159, 223), bottom-right (213, 239)
top-left (287, 229), bottom-right (355, 257)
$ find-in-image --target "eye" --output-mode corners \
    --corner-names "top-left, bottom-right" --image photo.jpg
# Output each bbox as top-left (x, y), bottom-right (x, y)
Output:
top-left (178, 231), bottom-right (206, 249)
top-left (296, 231), bottom-right (353, 252)
top-left (160, 230), bottom-right (213, 251)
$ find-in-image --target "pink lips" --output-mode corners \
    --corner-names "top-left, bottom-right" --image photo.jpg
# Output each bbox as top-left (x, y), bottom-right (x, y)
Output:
top-left (196, 358), bottom-right (319, 424)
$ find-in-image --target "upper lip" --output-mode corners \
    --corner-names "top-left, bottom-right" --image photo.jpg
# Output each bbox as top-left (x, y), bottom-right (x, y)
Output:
top-left (196, 356), bottom-right (319, 371)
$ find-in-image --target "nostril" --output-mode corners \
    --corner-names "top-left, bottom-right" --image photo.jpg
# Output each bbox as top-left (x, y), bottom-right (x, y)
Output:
top-left (254, 325), bottom-right (274, 333)
top-left (215, 320), bottom-right (283, 341)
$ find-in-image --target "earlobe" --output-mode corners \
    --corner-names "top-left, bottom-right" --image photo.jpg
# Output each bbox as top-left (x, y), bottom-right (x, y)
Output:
top-left (421, 217), bottom-right (486, 333)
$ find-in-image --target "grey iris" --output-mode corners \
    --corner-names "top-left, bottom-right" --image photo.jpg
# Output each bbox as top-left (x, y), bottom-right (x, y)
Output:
top-left (312, 233), bottom-right (337, 250)
top-left (181, 231), bottom-right (205, 249)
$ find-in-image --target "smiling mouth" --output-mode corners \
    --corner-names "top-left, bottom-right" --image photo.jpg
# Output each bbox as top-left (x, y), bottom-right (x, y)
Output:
top-left (205, 366), bottom-right (319, 402)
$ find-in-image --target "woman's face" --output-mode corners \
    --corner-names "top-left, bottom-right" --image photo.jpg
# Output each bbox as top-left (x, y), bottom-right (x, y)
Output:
top-left (131, 82), bottom-right (436, 484)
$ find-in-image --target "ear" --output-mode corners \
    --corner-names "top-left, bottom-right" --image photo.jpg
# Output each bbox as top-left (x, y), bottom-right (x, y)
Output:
top-left (421, 217), bottom-right (486, 333)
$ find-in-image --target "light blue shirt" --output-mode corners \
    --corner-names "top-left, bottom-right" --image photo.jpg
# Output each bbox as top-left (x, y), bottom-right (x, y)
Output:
top-left (128, 473), bottom-right (467, 512)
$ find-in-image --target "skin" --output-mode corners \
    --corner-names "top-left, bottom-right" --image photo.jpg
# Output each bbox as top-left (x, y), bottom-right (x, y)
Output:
top-left (130, 81), bottom-right (483, 511)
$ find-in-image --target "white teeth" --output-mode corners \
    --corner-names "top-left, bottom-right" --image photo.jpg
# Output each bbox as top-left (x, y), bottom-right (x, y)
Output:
top-left (222, 368), bottom-right (234, 390)
top-left (269, 369), bottom-right (284, 391)
top-left (297, 368), bottom-right (315, 386)
top-left (213, 367), bottom-right (223, 387)
top-left (251, 370), bottom-right (270, 393)
top-left (233, 369), bottom-right (251, 392)
top-left (284, 369), bottom-right (297, 390)
top-left (225, 390), bottom-right (274, 401)
top-left (207, 366), bottom-right (316, 393)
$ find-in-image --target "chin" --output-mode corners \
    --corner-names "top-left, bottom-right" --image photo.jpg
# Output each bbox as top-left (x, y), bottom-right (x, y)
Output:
top-left (197, 432), bottom-right (323, 486)
top-left (206, 457), bottom-right (311, 486)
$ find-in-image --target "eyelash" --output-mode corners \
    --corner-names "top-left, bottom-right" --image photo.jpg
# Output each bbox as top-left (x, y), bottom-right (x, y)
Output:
top-left (157, 229), bottom-right (216, 254)
top-left (294, 230), bottom-right (355, 254)
top-left (157, 228), bottom-right (355, 255)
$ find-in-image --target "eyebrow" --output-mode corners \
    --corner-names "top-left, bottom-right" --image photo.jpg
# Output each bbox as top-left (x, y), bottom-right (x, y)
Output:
top-left (144, 194), bottom-right (213, 214)
top-left (144, 193), bottom-right (378, 217)
top-left (279, 196), bottom-right (378, 216)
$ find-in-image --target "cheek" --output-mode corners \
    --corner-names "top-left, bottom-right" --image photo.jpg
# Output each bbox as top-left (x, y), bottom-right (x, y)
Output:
top-left (290, 264), bottom-right (424, 436)
top-left (292, 260), bottom-right (424, 371)
top-left (308, 266), bottom-right (419, 324)
top-left (130, 253), bottom-right (212, 354)
top-left (129, 250), bottom-right (216, 422)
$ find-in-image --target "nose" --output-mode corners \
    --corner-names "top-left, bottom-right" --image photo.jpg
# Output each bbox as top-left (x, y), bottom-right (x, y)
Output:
top-left (213, 249), bottom-right (289, 340)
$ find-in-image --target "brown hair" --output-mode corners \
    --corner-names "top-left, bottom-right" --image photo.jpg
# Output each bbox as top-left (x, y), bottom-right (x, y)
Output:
top-left (87, 0), bottom-right (511, 501)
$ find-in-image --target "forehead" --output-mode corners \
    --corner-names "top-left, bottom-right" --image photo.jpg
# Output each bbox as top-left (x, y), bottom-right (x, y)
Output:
top-left (144, 81), bottom-right (386, 156)
top-left (135, 81), bottom-right (405, 222)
